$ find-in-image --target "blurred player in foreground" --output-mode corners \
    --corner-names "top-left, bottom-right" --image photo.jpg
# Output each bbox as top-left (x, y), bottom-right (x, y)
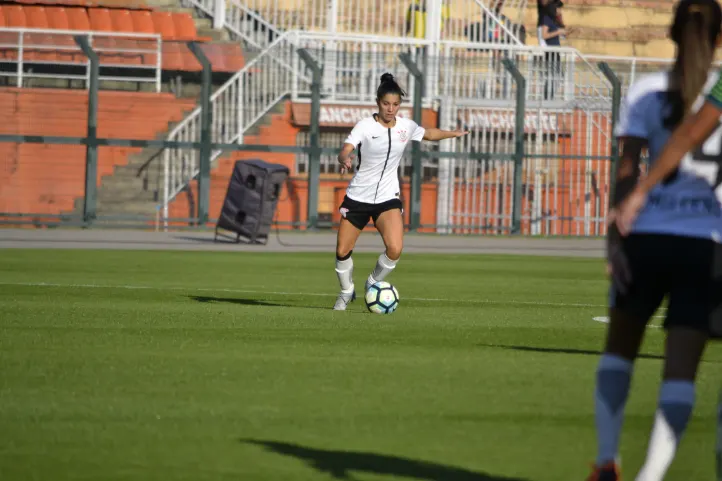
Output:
top-left (589, 1), bottom-right (722, 480)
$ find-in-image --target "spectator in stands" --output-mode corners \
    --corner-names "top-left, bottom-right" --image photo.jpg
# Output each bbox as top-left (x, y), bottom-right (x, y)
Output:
top-left (405, 0), bottom-right (450, 39)
top-left (538, 0), bottom-right (570, 99)
top-left (405, 0), bottom-right (450, 82)
top-left (537, 0), bottom-right (566, 46)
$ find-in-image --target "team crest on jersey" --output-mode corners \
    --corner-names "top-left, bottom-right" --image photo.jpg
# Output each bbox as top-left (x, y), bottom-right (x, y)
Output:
top-left (398, 129), bottom-right (408, 142)
top-left (340, 207), bottom-right (349, 218)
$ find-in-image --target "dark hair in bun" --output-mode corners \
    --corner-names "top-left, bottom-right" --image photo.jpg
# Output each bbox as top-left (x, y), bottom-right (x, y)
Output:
top-left (377, 73), bottom-right (406, 100)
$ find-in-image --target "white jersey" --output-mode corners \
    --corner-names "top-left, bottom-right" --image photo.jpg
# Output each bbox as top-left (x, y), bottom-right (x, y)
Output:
top-left (344, 115), bottom-right (425, 204)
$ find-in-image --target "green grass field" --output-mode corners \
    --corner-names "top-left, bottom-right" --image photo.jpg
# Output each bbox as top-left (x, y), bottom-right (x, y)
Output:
top-left (1, 249), bottom-right (720, 481)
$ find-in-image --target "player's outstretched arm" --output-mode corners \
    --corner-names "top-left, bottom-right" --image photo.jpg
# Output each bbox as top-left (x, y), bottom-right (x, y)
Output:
top-left (422, 128), bottom-right (469, 141)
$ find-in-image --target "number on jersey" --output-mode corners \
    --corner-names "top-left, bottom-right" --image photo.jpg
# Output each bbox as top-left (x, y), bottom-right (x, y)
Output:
top-left (668, 120), bottom-right (722, 202)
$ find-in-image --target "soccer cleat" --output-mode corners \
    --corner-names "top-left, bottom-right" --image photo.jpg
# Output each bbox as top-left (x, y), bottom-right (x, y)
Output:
top-left (365, 276), bottom-right (376, 293)
top-left (333, 288), bottom-right (356, 311)
top-left (586, 461), bottom-right (621, 481)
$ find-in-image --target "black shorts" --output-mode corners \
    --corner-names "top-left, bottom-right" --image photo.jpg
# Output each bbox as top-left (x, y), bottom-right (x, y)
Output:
top-left (339, 195), bottom-right (402, 230)
top-left (610, 234), bottom-right (722, 338)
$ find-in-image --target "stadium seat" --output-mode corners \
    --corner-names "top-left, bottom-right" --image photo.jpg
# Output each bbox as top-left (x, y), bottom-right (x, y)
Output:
top-left (109, 9), bottom-right (141, 65)
top-left (150, 11), bottom-right (176, 40)
top-left (130, 10), bottom-right (154, 34)
top-left (171, 13), bottom-right (198, 41)
top-left (161, 41), bottom-right (186, 71)
top-left (66, 7), bottom-right (91, 30)
top-left (0, 9), bottom-right (16, 61)
top-left (21, 6), bottom-right (57, 62)
top-left (109, 8), bottom-right (133, 32)
top-left (6, 1), bottom-right (150, 10)
top-left (46, 7), bottom-right (70, 29)
top-left (2, 5), bottom-right (28, 27)
top-left (88, 7), bottom-right (113, 31)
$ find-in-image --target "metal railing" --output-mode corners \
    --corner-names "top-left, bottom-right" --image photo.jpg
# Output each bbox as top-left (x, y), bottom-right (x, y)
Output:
top-left (291, 32), bottom-right (432, 103)
top-left (190, 0), bottom-right (526, 47)
top-left (161, 31), bottom-right (303, 222)
top-left (0, 27), bottom-right (162, 91)
top-left (182, 0), bottom-right (284, 50)
top-left (0, 42), bottom-right (622, 236)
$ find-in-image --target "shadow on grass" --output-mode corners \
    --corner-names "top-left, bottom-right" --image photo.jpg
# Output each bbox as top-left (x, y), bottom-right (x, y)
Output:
top-left (479, 343), bottom-right (665, 360)
top-left (242, 439), bottom-right (531, 481)
top-left (189, 295), bottom-right (365, 312)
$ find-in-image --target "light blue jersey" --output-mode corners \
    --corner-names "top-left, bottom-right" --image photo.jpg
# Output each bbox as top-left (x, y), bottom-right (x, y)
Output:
top-left (615, 71), bottom-right (722, 241)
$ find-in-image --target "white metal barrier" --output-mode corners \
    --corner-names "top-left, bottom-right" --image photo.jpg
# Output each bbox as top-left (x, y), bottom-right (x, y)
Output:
top-left (291, 32), bottom-right (432, 103)
top-left (190, 0), bottom-right (525, 47)
top-left (161, 32), bottom-right (303, 224)
top-left (434, 42), bottom-right (613, 235)
top-left (582, 55), bottom-right (674, 96)
top-left (0, 27), bottom-right (162, 91)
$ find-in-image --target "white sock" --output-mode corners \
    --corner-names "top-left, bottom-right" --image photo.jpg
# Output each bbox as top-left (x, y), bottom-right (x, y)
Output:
top-left (367, 253), bottom-right (398, 287)
top-left (595, 353), bottom-right (633, 466)
top-left (636, 380), bottom-right (695, 481)
top-left (335, 256), bottom-right (354, 292)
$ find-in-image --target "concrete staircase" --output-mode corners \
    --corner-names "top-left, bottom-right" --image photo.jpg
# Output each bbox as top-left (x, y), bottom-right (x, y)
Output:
top-left (74, 0), bottom-right (242, 219)
top-left (81, 100), bottom-right (289, 219)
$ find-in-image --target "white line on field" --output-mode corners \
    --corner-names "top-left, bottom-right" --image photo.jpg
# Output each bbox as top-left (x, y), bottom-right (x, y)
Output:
top-left (0, 281), bottom-right (612, 309)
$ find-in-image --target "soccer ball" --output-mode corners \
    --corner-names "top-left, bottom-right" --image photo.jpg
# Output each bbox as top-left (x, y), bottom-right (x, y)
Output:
top-left (364, 281), bottom-right (399, 314)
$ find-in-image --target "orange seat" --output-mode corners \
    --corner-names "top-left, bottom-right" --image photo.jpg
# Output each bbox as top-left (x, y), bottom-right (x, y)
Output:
top-left (108, 10), bottom-right (142, 65)
top-left (172, 13), bottom-right (197, 41)
top-left (2, 5), bottom-right (28, 27)
top-left (8, 1), bottom-right (150, 8)
top-left (21, 6), bottom-right (57, 62)
top-left (130, 10), bottom-right (154, 34)
top-left (205, 43), bottom-right (245, 72)
top-left (109, 8), bottom-right (134, 32)
top-left (66, 7), bottom-right (91, 30)
top-left (46, 7), bottom-right (70, 29)
top-left (24, 5), bottom-right (49, 28)
top-left (88, 7), bottom-right (112, 31)
top-left (87, 6), bottom-right (120, 64)
top-left (133, 36), bottom-right (158, 66)
top-left (0, 6), bottom-right (7, 27)
top-left (161, 41), bottom-right (187, 71)
top-left (151, 11), bottom-right (176, 40)
top-left (41, 7), bottom-right (82, 63)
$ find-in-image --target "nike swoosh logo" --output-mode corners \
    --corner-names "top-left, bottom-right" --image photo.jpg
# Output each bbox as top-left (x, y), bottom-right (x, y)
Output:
top-left (371, 136), bottom-right (380, 139)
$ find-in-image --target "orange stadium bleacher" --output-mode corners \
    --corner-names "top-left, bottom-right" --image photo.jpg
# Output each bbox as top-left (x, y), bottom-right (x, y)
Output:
top-left (0, 4), bottom-right (244, 72)
top-left (0, 88), bottom-right (196, 216)
top-left (6, 0), bottom-right (150, 10)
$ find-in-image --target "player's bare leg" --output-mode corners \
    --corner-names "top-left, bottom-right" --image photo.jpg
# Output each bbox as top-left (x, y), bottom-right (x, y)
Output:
top-left (635, 327), bottom-right (708, 481)
top-left (334, 218), bottom-right (362, 310)
top-left (367, 208), bottom-right (403, 291)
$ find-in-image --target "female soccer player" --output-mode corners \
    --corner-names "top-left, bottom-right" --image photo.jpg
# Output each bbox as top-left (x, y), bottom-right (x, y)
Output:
top-left (332, 73), bottom-right (468, 310)
top-left (588, 1), bottom-right (722, 480)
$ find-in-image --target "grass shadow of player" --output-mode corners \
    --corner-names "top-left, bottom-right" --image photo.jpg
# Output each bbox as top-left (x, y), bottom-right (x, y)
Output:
top-left (478, 343), bottom-right (665, 360)
top-left (241, 439), bottom-right (530, 481)
top-left (189, 295), bottom-right (325, 310)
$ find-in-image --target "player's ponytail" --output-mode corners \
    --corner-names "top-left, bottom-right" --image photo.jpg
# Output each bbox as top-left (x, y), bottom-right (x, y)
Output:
top-left (376, 73), bottom-right (407, 100)
top-left (665, 0), bottom-right (722, 129)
